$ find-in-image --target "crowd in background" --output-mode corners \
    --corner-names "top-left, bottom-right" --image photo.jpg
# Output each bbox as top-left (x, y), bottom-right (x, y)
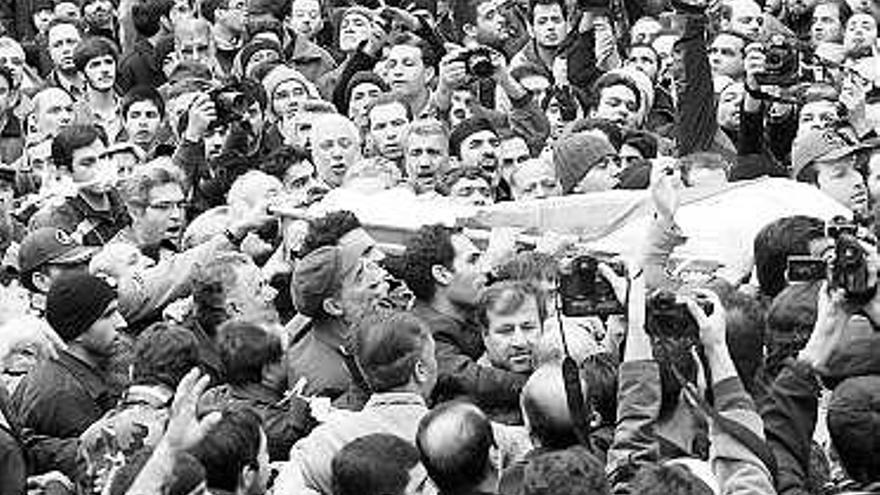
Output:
top-left (0, 0), bottom-right (879, 493)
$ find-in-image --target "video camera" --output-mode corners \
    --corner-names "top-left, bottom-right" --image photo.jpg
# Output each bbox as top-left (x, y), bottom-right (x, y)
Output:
top-left (644, 290), bottom-right (714, 342)
top-left (558, 255), bottom-right (625, 317)
top-left (786, 217), bottom-right (875, 300)
top-left (451, 47), bottom-right (495, 79)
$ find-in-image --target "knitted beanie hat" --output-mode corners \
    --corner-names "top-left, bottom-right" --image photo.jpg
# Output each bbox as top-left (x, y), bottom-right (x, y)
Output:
top-left (552, 133), bottom-right (616, 194)
top-left (449, 117), bottom-right (496, 159)
top-left (238, 38), bottom-right (282, 72)
top-left (46, 273), bottom-right (117, 342)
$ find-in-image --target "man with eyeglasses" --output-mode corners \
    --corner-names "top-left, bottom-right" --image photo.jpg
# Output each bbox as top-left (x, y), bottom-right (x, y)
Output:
top-left (95, 159), bottom-right (275, 329)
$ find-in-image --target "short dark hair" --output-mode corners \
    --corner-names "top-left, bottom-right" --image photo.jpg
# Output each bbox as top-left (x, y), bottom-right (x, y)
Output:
top-left (452, 0), bottom-right (492, 41)
top-left (581, 352), bottom-right (618, 427)
top-left (528, 0), bottom-right (567, 20)
top-left (721, 289), bottom-right (765, 396)
top-left (753, 215), bottom-right (825, 298)
top-left (523, 446), bottom-right (609, 495)
top-left (73, 36), bottom-right (118, 73)
top-left (300, 210), bottom-right (362, 257)
top-left (400, 224), bottom-right (456, 302)
top-left (477, 280), bottom-right (547, 329)
top-left (814, 0), bottom-right (853, 24)
top-left (332, 434), bottom-right (420, 495)
top-left (589, 73), bottom-right (641, 112)
top-left (630, 464), bottom-right (714, 495)
top-left (190, 406), bottom-right (262, 493)
top-left (132, 0), bottom-right (174, 37)
top-left (217, 320), bottom-right (283, 385)
top-left (260, 145), bottom-right (312, 182)
top-left (416, 401), bottom-right (495, 493)
top-left (388, 31), bottom-right (439, 70)
top-left (132, 322), bottom-right (201, 388)
top-left (366, 93), bottom-right (413, 129)
top-left (436, 167), bottom-right (492, 196)
top-left (567, 118), bottom-right (624, 149)
top-left (122, 85), bottom-right (166, 120)
top-left (357, 311), bottom-right (432, 393)
top-left (51, 124), bottom-right (108, 172)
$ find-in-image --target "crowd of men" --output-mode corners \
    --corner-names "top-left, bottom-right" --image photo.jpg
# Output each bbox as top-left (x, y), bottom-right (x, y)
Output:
top-left (0, 0), bottom-right (878, 493)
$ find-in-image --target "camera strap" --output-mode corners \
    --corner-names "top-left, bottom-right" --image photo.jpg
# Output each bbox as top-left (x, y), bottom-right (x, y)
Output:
top-left (554, 288), bottom-right (596, 453)
top-left (669, 362), bottom-right (779, 482)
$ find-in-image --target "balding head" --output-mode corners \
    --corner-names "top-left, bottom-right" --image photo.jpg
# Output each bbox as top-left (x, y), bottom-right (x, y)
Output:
top-left (416, 402), bottom-right (495, 494)
top-left (174, 18), bottom-right (213, 65)
top-left (310, 113), bottom-right (362, 188)
top-left (521, 363), bottom-right (586, 449)
top-left (30, 88), bottom-right (74, 137)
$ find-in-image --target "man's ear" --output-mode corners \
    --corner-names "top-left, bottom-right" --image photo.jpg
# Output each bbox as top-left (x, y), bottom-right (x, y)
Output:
top-left (431, 264), bottom-right (452, 287)
top-left (239, 464), bottom-right (257, 493)
top-left (462, 23), bottom-right (477, 40)
top-left (413, 358), bottom-right (428, 383)
top-left (31, 271), bottom-right (51, 294)
top-left (323, 297), bottom-right (344, 317)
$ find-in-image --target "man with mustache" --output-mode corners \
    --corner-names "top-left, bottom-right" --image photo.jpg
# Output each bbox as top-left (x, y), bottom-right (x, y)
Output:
top-left (476, 280), bottom-right (546, 424)
top-left (449, 116), bottom-right (506, 199)
top-left (72, 36), bottom-right (124, 142)
top-left (287, 241), bottom-right (392, 404)
top-left (365, 94), bottom-right (412, 172)
top-left (403, 118), bottom-right (451, 196)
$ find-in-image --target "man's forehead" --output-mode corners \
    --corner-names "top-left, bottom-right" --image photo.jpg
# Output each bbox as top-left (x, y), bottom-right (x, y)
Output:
top-left (464, 130), bottom-right (497, 143)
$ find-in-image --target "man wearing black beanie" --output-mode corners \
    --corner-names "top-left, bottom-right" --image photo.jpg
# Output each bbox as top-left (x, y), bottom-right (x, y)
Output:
top-left (12, 273), bottom-right (127, 479)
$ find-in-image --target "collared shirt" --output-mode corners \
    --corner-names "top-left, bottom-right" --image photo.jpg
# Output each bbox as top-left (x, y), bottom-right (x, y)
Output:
top-left (46, 69), bottom-right (85, 102)
top-left (73, 96), bottom-right (124, 142)
top-left (275, 392), bottom-right (431, 495)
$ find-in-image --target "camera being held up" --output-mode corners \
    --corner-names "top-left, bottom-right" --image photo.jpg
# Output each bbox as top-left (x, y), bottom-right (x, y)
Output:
top-left (209, 88), bottom-right (249, 126)
top-left (451, 47), bottom-right (496, 79)
top-left (786, 216), bottom-right (876, 302)
top-left (754, 35), bottom-right (802, 87)
top-left (558, 255), bottom-right (625, 317)
top-left (644, 290), bottom-right (714, 343)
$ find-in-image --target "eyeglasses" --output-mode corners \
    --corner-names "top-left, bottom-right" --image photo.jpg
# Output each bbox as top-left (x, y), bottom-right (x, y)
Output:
top-left (147, 200), bottom-right (187, 212)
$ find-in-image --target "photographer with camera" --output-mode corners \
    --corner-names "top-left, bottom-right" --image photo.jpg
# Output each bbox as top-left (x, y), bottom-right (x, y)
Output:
top-left (761, 273), bottom-right (880, 494)
top-left (435, 42), bottom-right (550, 157)
top-left (606, 263), bottom-right (775, 495)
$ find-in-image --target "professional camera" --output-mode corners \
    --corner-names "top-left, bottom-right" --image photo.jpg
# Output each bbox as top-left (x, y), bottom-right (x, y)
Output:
top-left (785, 217), bottom-right (874, 299)
top-left (209, 88), bottom-right (248, 125)
top-left (452, 47), bottom-right (495, 79)
top-left (645, 290), bottom-right (714, 342)
top-left (558, 255), bottom-right (625, 317)
top-left (755, 35), bottom-right (801, 87)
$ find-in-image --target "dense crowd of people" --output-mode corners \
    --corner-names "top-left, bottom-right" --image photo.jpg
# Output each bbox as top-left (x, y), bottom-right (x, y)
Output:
top-left (0, 0), bottom-right (878, 493)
